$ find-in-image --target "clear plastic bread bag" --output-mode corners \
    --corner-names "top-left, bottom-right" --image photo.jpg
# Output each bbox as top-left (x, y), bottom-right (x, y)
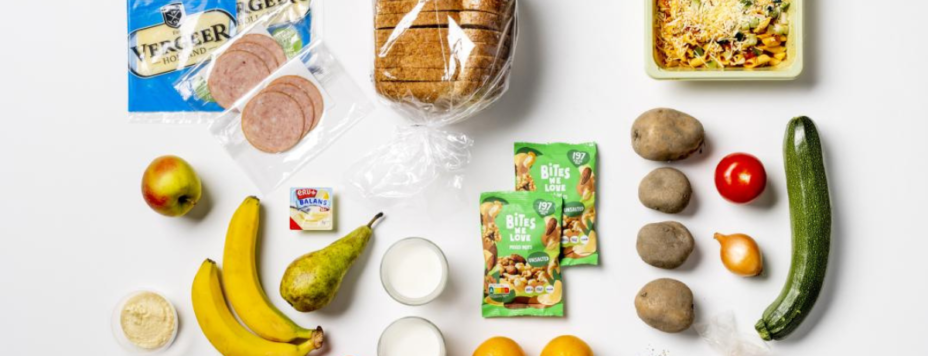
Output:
top-left (347, 0), bottom-right (519, 204)
top-left (208, 40), bottom-right (374, 194)
top-left (127, 0), bottom-right (321, 123)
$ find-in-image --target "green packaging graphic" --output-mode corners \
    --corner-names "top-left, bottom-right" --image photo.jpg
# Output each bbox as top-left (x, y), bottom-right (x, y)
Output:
top-left (480, 191), bottom-right (564, 318)
top-left (514, 142), bottom-right (598, 266)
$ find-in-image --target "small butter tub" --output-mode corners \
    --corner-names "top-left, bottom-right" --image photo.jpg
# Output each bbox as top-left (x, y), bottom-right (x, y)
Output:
top-left (290, 188), bottom-right (334, 231)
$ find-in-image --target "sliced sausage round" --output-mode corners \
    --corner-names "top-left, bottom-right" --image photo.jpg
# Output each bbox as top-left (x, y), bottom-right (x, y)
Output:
top-left (241, 91), bottom-right (305, 153)
top-left (240, 34), bottom-right (287, 67)
top-left (229, 40), bottom-right (281, 70)
top-left (208, 50), bottom-right (270, 109)
top-left (265, 83), bottom-right (315, 138)
top-left (270, 75), bottom-right (325, 132)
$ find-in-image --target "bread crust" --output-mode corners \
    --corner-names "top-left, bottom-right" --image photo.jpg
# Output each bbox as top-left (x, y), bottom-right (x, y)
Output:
top-left (375, 10), bottom-right (507, 30)
top-left (376, 0), bottom-right (514, 15)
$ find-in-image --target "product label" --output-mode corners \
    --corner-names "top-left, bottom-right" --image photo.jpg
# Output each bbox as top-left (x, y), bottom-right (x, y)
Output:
top-left (127, 0), bottom-right (240, 113)
top-left (237, 0), bottom-right (311, 27)
top-left (128, 9), bottom-right (235, 78)
top-left (480, 191), bottom-right (563, 318)
top-left (515, 142), bottom-right (598, 266)
top-left (289, 187), bottom-right (333, 230)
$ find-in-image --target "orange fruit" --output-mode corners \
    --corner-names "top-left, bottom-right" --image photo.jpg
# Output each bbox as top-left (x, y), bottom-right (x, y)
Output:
top-left (541, 335), bottom-right (593, 356)
top-left (473, 336), bottom-right (525, 356)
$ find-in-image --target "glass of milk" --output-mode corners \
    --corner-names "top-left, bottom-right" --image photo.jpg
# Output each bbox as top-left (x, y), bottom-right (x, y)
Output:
top-left (380, 237), bottom-right (449, 305)
top-left (378, 317), bottom-right (446, 356)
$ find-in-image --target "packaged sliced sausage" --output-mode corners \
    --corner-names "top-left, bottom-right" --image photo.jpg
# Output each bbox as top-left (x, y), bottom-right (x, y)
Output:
top-left (481, 191), bottom-right (564, 318)
top-left (209, 41), bottom-right (373, 194)
top-left (514, 142), bottom-right (598, 266)
top-left (128, 0), bottom-right (320, 123)
top-left (348, 0), bottom-right (519, 203)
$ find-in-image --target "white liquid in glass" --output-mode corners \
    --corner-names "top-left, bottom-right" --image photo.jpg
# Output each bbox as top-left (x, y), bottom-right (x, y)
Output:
top-left (382, 239), bottom-right (444, 300)
top-left (379, 318), bottom-right (443, 356)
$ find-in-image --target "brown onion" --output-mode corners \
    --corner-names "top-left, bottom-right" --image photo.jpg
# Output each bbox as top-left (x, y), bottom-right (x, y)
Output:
top-left (714, 232), bottom-right (764, 277)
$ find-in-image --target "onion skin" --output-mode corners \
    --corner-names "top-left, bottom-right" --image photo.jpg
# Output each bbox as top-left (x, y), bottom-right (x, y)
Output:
top-left (715, 233), bottom-right (764, 277)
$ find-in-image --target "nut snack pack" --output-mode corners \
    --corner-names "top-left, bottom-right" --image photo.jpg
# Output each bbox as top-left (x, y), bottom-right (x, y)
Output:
top-left (481, 191), bottom-right (564, 318)
top-left (515, 142), bottom-right (598, 266)
top-left (348, 0), bottom-right (519, 205)
top-left (127, 0), bottom-right (238, 122)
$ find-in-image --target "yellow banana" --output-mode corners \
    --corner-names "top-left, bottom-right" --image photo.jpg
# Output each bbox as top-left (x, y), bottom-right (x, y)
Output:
top-left (222, 196), bottom-right (316, 342)
top-left (192, 259), bottom-right (323, 356)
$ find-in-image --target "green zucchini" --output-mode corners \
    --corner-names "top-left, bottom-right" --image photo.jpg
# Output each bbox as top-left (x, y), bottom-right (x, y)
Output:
top-left (755, 116), bottom-right (832, 341)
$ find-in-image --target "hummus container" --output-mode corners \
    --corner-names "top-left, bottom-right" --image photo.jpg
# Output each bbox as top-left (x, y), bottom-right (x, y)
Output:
top-left (111, 290), bottom-right (179, 354)
top-left (645, 0), bottom-right (804, 80)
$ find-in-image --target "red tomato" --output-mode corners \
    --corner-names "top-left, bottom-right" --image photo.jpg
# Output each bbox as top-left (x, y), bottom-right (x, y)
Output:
top-left (715, 153), bottom-right (767, 204)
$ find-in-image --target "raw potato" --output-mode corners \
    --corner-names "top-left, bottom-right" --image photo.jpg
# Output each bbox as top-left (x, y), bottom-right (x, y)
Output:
top-left (637, 221), bottom-right (694, 269)
top-left (632, 108), bottom-right (705, 161)
top-left (635, 278), bottom-right (695, 333)
top-left (639, 167), bottom-right (692, 214)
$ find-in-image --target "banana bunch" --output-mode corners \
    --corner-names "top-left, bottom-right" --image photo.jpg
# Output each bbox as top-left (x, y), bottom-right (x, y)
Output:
top-left (192, 197), bottom-right (323, 356)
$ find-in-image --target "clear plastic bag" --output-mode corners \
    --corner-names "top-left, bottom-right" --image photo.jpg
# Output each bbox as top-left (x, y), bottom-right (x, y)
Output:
top-left (209, 41), bottom-right (374, 194)
top-left (128, 0), bottom-right (321, 123)
top-left (696, 312), bottom-right (771, 356)
top-left (349, 0), bottom-right (519, 203)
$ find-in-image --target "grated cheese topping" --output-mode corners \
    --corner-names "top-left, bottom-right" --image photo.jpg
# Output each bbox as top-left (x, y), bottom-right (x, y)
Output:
top-left (656, 0), bottom-right (791, 69)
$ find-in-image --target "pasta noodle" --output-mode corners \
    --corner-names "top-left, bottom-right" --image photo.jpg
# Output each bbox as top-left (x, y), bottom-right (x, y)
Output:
top-left (655, 0), bottom-right (791, 70)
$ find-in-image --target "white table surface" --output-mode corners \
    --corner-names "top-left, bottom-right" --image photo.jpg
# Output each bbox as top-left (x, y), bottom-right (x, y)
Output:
top-left (2, 1), bottom-right (926, 355)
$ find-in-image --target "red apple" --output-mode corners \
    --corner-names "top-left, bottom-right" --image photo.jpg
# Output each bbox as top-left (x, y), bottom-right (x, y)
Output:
top-left (142, 155), bottom-right (202, 217)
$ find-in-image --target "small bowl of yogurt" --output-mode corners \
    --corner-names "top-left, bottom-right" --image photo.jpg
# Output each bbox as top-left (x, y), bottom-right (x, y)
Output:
top-left (380, 237), bottom-right (449, 305)
top-left (111, 290), bottom-right (178, 354)
top-left (378, 317), bottom-right (446, 356)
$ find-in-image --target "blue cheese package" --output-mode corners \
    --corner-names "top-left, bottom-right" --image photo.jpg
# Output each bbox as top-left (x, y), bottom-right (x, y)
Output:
top-left (127, 0), bottom-right (238, 120)
top-left (127, 0), bottom-right (317, 123)
top-left (237, 0), bottom-right (315, 55)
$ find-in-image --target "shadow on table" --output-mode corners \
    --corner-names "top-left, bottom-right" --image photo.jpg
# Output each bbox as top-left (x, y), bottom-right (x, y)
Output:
top-left (455, 0), bottom-right (544, 137)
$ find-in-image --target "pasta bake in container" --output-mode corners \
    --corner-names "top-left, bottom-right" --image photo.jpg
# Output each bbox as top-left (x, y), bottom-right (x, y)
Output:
top-left (645, 0), bottom-right (803, 80)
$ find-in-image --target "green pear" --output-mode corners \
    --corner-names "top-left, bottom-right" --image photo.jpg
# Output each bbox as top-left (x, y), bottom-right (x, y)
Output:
top-left (280, 213), bottom-right (383, 312)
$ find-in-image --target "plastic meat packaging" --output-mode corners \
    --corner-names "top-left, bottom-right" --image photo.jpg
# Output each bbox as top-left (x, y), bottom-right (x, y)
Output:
top-left (128, 0), bottom-right (320, 123)
top-left (209, 40), bottom-right (373, 194)
top-left (348, 0), bottom-right (519, 202)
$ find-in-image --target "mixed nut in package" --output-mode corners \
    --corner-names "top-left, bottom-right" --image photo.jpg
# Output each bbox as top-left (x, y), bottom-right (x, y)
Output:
top-left (127, 0), bottom-right (319, 123)
top-left (481, 191), bottom-right (564, 317)
top-left (515, 142), bottom-right (598, 266)
top-left (208, 40), bottom-right (373, 194)
top-left (348, 0), bottom-right (519, 203)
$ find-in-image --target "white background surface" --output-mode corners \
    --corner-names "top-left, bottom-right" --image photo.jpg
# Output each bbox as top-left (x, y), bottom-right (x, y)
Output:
top-left (1, 1), bottom-right (927, 355)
